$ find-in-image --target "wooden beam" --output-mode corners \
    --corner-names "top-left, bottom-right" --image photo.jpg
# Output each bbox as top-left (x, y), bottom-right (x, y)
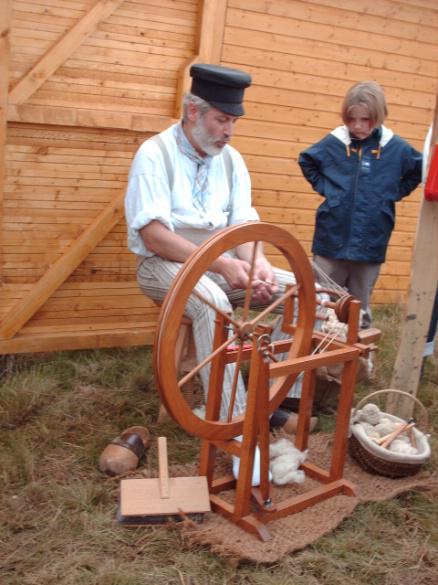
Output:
top-left (198, 0), bottom-right (227, 64)
top-left (388, 87), bottom-right (438, 417)
top-left (0, 190), bottom-right (125, 339)
top-left (0, 1), bottom-right (12, 284)
top-left (0, 325), bottom-right (156, 354)
top-left (174, 0), bottom-right (227, 118)
top-left (8, 0), bottom-right (125, 105)
top-left (7, 103), bottom-right (177, 133)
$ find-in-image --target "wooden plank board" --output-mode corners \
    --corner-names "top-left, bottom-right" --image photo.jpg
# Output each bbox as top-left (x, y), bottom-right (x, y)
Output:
top-left (29, 307), bottom-right (158, 321)
top-left (0, 281), bottom-right (147, 297)
top-left (8, 104), bottom-right (177, 132)
top-left (7, 121), bottom-right (156, 146)
top-left (81, 35), bottom-right (193, 58)
top-left (25, 90), bottom-right (175, 115)
top-left (98, 21), bottom-right (195, 45)
top-left (14, 1), bottom-right (86, 16)
top-left (24, 319), bottom-right (159, 334)
top-left (115, 3), bottom-right (197, 30)
top-left (30, 80), bottom-right (177, 103)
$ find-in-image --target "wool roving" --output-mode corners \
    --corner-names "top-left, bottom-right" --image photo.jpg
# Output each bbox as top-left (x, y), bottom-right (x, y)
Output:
top-left (269, 438), bottom-right (307, 485)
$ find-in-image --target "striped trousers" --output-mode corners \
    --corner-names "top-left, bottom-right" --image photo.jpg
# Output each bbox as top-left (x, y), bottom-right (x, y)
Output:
top-left (137, 255), bottom-right (302, 420)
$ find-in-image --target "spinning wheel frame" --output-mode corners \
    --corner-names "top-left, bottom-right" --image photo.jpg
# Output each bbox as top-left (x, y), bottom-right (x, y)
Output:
top-left (154, 222), bottom-right (316, 441)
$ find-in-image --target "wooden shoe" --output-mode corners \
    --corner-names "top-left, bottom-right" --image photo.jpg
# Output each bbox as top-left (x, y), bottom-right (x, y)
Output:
top-left (282, 412), bottom-right (318, 434)
top-left (270, 409), bottom-right (317, 434)
top-left (99, 426), bottom-right (150, 476)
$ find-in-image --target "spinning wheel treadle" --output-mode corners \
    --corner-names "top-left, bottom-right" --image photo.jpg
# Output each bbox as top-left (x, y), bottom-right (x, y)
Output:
top-left (153, 222), bottom-right (361, 541)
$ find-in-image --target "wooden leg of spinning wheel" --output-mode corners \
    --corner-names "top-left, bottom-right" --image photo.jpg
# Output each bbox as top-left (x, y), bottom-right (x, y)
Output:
top-left (295, 369), bottom-right (316, 452)
top-left (205, 313), bottom-right (229, 422)
top-left (199, 313), bottom-right (228, 482)
top-left (234, 342), bottom-right (270, 519)
top-left (199, 440), bottom-right (217, 489)
top-left (330, 355), bottom-right (358, 480)
top-left (252, 353), bottom-right (275, 512)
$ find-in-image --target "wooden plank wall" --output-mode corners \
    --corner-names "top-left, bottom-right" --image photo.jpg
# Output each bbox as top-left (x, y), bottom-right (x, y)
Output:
top-left (1, 0), bottom-right (437, 354)
top-left (223, 0), bottom-right (438, 304)
top-left (0, 0), bottom-right (200, 353)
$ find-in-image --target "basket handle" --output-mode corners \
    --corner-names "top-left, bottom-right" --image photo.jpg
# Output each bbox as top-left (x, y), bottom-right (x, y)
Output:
top-left (352, 388), bottom-right (429, 429)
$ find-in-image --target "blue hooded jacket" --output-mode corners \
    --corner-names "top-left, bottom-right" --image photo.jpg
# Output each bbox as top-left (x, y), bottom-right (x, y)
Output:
top-left (298, 125), bottom-right (422, 263)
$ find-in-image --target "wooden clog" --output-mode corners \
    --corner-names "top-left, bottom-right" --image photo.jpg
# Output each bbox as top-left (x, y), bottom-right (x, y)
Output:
top-left (99, 426), bottom-right (150, 476)
top-left (281, 412), bottom-right (318, 435)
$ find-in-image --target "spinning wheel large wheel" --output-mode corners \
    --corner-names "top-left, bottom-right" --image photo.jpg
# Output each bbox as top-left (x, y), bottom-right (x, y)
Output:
top-left (154, 222), bottom-right (316, 441)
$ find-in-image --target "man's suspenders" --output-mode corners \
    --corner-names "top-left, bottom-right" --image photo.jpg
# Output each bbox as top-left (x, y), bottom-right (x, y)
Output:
top-left (150, 134), bottom-right (233, 192)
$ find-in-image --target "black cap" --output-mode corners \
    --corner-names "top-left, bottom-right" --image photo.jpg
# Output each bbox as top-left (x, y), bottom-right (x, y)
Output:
top-left (189, 64), bottom-right (252, 116)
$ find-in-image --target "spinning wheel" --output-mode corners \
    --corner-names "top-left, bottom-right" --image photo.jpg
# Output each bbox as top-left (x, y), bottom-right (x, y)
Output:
top-left (153, 222), bottom-right (361, 541)
top-left (154, 222), bottom-right (316, 439)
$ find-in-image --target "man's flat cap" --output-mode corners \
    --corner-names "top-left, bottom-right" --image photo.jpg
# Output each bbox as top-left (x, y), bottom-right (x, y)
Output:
top-left (190, 64), bottom-right (252, 116)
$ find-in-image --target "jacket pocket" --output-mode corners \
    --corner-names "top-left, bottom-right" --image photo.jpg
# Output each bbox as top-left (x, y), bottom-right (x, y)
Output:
top-left (364, 207), bottom-right (394, 258)
top-left (319, 194), bottom-right (341, 211)
top-left (315, 195), bottom-right (345, 250)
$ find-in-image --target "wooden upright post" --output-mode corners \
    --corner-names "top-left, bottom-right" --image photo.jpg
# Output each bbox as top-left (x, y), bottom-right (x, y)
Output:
top-left (0, 1), bottom-right (12, 281)
top-left (388, 89), bottom-right (438, 417)
top-left (174, 0), bottom-right (228, 118)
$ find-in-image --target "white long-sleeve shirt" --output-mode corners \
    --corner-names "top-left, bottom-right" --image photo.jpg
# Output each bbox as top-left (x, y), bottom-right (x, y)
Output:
top-left (124, 123), bottom-right (259, 257)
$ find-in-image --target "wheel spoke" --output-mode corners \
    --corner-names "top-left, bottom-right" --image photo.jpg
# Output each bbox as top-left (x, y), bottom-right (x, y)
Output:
top-left (192, 289), bottom-right (241, 329)
top-left (248, 284), bottom-right (298, 328)
top-left (178, 331), bottom-right (239, 388)
top-left (242, 241), bottom-right (259, 320)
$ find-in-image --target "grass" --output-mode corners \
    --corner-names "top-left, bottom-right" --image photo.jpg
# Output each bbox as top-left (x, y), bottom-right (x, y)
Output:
top-left (0, 305), bottom-right (437, 585)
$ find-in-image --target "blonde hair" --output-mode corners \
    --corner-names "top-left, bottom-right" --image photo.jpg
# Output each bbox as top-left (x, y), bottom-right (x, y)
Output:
top-left (341, 81), bottom-right (388, 127)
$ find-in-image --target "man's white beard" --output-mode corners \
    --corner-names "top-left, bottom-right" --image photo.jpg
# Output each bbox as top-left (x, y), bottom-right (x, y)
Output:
top-left (192, 116), bottom-right (224, 156)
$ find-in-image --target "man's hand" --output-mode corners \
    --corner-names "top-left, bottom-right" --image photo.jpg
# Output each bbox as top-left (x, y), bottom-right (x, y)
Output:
top-left (213, 254), bottom-right (278, 304)
top-left (141, 222), bottom-right (278, 303)
top-left (211, 255), bottom-right (251, 289)
top-left (251, 257), bottom-right (279, 303)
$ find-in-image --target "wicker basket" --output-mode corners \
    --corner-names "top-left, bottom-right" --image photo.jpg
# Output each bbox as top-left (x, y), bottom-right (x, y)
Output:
top-left (349, 389), bottom-right (431, 478)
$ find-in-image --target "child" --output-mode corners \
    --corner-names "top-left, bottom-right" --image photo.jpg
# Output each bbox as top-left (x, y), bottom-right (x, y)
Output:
top-left (298, 81), bottom-right (422, 328)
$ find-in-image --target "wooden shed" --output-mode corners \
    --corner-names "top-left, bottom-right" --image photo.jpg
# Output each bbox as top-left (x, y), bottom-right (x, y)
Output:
top-left (1, 0), bottom-right (438, 355)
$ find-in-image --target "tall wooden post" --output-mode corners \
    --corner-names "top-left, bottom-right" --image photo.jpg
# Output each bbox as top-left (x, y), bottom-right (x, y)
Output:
top-left (175, 0), bottom-right (227, 118)
top-left (0, 1), bottom-right (12, 280)
top-left (388, 89), bottom-right (438, 417)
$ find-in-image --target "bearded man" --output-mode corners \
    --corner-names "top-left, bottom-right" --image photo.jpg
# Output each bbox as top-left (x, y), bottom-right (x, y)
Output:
top-left (125, 64), bottom-right (301, 438)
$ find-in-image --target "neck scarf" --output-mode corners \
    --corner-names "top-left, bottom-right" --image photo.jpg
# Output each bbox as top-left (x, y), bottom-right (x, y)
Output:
top-left (175, 123), bottom-right (212, 212)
